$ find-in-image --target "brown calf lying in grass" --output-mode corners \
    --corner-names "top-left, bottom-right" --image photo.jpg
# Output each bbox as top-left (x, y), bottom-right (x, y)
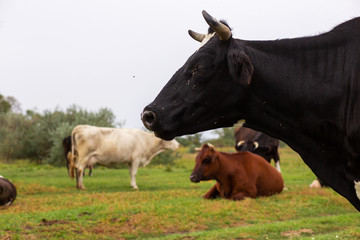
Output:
top-left (190, 144), bottom-right (284, 200)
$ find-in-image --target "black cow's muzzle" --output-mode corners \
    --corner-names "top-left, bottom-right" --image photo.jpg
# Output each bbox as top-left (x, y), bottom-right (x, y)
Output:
top-left (141, 110), bottom-right (157, 131)
top-left (141, 106), bottom-right (180, 140)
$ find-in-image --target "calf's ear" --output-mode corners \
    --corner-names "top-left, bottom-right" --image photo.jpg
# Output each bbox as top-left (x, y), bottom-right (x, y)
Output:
top-left (227, 49), bottom-right (254, 86)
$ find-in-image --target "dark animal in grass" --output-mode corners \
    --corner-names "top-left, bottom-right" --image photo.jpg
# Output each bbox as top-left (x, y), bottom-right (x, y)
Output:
top-left (0, 176), bottom-right (17, 206)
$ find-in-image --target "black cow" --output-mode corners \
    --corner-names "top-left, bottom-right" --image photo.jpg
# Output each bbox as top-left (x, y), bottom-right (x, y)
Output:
top-left (234, 126), bottom-right (281, 173)
top-left (62, 136), bottom-right (93, 177)
top-left (62, 136), bottom-right (72, 175)
top-left (0, 176), bottom-right (17, 206)
top-left (141, 11), bottom-right (360, 211)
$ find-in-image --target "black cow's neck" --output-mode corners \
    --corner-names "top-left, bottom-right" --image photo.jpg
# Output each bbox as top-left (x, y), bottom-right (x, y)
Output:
top-left (232, 25), bottom-right (360, 211)
top-left (238, 29), bottom-right (354, 144)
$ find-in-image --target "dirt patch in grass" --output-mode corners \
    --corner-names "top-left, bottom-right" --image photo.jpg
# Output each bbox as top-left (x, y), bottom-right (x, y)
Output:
top-left (88, 211), bottom-right (209, 239)
top-left (39, 218), bottom-right (69, 226)
top-left (16, 182), bottom-right (60, 195)
top-left (281, 228), bottom-right (313, 238)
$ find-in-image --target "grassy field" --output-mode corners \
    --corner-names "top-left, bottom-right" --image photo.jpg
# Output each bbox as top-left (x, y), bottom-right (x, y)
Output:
top-left (0, 146), bottom-right (359, 240)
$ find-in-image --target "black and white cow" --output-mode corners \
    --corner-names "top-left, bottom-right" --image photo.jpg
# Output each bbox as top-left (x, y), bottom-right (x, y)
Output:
top-left (234, 126), bottom-right (281, 173)
top-left (141, 11), bottom-right (360, 211)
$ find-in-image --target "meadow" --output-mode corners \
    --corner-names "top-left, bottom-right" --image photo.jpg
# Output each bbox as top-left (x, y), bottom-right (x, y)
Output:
top-left (0, 146), bottom-right (359, 240)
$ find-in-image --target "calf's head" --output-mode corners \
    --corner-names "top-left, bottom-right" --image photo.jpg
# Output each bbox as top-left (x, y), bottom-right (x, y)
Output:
top-left (190, 143), bottom-right (220, 183)
top-left (141, 10), bottom-right (253, 140)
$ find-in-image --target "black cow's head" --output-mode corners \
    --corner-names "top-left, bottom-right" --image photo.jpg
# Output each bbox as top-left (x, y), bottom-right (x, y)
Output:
top-left (235, 140), bottom-right (259, 152)
top-left (141, 11), bottom-right (253, 140)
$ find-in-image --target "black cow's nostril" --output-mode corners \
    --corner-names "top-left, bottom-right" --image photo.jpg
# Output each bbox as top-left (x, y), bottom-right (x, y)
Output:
top-left (141, 110), bottom-right (157, 130)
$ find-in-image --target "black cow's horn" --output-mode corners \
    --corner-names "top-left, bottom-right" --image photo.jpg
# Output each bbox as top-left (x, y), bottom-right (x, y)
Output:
top-left (202, 10), bottom-right (231, 41)
top-left (188, 30), bottom-right (206, 42)
top-left (237, 140), bottom-right (245, 147)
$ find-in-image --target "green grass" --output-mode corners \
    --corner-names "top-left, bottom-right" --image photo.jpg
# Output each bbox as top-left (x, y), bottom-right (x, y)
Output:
top-left (0, 146), bottom-right (359, 239)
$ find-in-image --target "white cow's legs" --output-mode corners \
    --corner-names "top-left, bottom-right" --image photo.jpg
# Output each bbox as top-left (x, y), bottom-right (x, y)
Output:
top-left (128, 161), bottom-right (140, 189)
top-left (75, 158), bottom-right (90, 190)
top-left (76, 166), bottom-right (85, 190)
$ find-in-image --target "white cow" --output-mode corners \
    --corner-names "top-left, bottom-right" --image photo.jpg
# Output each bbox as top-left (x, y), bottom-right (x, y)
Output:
top-left (70, 125), bottom-right (179, 190)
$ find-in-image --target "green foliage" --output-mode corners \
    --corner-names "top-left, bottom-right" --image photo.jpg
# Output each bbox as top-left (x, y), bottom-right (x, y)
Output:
top-left (176, 133), bottom-right (203, 153)
top-left (0, 94), bottom-right (21, 113)
top-left (207, 126), bottom-right (237, 147)
top-left (0, 113), bottom-right (28, 159)
top-left (176, 133), bottom-right (203, 147)
top-left (0, 94), bottom-right (11, 113)
top-left (47, 122), bottom-right (73, 166)
top-left (0, 105), bottom-right (120, 165)
top-left (43, 105), bottom-right (118, 166)
top-left (150, 151), bottom-right (182, 169)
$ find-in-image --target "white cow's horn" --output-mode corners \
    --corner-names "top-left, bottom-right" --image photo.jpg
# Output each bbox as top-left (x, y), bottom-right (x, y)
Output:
top-left (188, 30), bottom-right (206, 42)
top-left (253, 141), bottom-right (259, 150)
top-left (202, 10), bottom-right (231, 41)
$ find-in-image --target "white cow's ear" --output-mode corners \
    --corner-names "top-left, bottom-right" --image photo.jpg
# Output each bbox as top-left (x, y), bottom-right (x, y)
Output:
top-left (227, 49), bottom-right (254, 86)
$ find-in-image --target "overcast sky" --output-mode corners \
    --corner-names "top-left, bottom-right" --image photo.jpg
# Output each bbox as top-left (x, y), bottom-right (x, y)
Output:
top-left (1, 0), bottom-right (359, 132)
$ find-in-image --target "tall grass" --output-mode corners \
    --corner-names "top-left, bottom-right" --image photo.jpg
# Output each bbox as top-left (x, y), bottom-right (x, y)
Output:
top-left (0, 146), bottom-right (358, 239)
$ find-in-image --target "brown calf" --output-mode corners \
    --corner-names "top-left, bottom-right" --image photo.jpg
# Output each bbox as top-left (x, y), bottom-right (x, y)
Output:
top-left (190, 144), bottom-right (284, 200)
top-left (62, 136), bottom-right (93, 178)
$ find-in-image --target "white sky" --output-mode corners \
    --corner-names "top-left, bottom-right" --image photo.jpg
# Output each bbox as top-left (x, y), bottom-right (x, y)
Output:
top-left (1, 0), bottom-right (359, 132)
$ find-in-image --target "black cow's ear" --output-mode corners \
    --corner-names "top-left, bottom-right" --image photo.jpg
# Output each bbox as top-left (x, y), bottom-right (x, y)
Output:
top-left (227, 49), bottom-right (254, 86)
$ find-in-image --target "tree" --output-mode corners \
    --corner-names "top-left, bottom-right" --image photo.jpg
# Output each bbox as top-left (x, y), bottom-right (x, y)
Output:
top-left (5, 96), bottom-right (21, 113)
top-left (0, 104), bottom-right (122, 165)
top-left (207, 126), bottom-right (237, 147)
top-left (44, 106), bottom-right (120, 166)
top-left (176, 133), bottom-right (203, 153)
top-left (0, 94), bottom-right (21, 113)
top-left (0, 94), bottom-right (11, 113)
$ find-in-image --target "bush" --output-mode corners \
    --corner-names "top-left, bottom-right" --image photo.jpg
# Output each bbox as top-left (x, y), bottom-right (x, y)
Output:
top-left (43, 106), bottom-right (119, 166)
top-left (207, 127), bottom-right (237, 147)
top-left (150, 151), bottom-right (182, 170)
top-left (0, 105), bottom-right (121, 165)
